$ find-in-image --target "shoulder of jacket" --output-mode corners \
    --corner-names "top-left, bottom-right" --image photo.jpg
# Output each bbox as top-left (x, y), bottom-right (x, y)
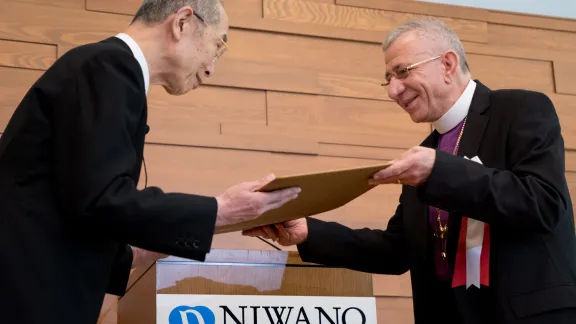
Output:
top-left (57, 39), bottom-right (144, 89)
top-left (60, 39), bottom-right (139, 72)
top-left (488, 88), bottom-right (557, 123)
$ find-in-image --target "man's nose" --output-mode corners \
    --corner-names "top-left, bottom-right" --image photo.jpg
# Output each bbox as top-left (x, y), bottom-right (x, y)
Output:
top-left (387, 77), bottom-right (405, 101)
top-left (205, 62), bottom-right (216, 77)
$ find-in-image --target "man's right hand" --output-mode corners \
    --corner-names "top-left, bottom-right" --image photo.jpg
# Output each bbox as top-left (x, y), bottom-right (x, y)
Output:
top-left (241, 219), bottom-right (308, 246)
top-left (215, 174), bottom-right (300, 227)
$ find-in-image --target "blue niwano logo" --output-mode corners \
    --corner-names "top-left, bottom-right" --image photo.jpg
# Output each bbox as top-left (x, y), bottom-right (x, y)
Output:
top-left (168, 305), bottom-right (215, 324)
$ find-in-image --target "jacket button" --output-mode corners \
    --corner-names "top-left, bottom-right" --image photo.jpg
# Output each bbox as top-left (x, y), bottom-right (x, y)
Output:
top-left (192, 240), bottom-right (200, 249)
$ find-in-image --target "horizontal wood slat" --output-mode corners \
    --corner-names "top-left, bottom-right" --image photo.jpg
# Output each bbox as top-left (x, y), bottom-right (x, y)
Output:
top-left (222, 122), bottom-right (424, 151)
top-left (468, 55), bottom-right (554, 94)
top-left (221, 122), bottom-right (409, 160)
top-left (373, 273), bottom-right (412, 297)
top-left (318, 143), bottom-right (403, 161)
top-left (339, 0), bottom-right (576, 33)
top-left (4, 0), bottom-right (84, 9)
top-left (263, 0), bottom-right (488, 43)
top-left (336, 0), bottom-right (488, 22)
top-left (149, 130), bottom-right (319, 155)
top-left (265, 91), bottom-right (428, 147)
top-left (0, 0), bottom-right (128, 46)
top-left (207, 29), bottom-right (387, 100)
top-left (488, 24), bottom-right (576, 54)
top-left (487, 11), bottom-right (576, 33)
top-left (553, 61), bottom-right (576, 96)
top-left (147, 85), bottom-right (266, 131)
top-left (376, 297), bottom-right (414, 324)
top-left (0, 39), bottom-right (56, 70)
top-left (86, 0), bottom-right (141, 15)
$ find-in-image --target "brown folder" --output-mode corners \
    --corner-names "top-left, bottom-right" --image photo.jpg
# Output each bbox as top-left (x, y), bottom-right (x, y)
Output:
top-left (214, 162), bottom-right (391, 234)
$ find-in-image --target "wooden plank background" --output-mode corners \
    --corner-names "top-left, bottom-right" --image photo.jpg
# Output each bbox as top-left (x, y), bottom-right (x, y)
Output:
top-left (0, 0), bottom-right (575, 323)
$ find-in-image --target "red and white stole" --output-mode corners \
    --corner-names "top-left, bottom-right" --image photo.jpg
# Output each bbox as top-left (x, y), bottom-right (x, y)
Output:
top-left (451, 156), bottom-right (491, 289)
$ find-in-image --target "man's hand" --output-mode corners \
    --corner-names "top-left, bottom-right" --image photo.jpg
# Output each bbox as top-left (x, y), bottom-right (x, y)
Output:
top-left (215, 174), bottom-right (300, 227)
top-left (242, 219), bottom-right (308, 246)
top-left (370, 146), bottom-right (436, 187)
top-left (131, 246), bottom-right (168, 269)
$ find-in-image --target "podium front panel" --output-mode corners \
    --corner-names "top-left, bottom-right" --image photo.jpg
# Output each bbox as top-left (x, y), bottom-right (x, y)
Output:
top-left (119, 250), bottom-right (374, 324)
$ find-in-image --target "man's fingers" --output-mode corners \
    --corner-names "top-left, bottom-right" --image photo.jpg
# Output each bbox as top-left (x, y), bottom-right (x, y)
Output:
top-left (250, 173), bottom-right (276, 191)
top-left (275, 223), bottom-right (290, 244)
top-left (259, 187), bottom-right (300, 213)
top-left (263, 193), bottom-right (299, 214)
top-left (262, 225), bottom-right (279, 241)
top-left (242, 227), bottom-right (265, 237)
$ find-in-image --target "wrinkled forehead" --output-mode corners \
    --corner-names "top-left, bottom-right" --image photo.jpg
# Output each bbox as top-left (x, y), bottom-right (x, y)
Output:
top-left (384, 31), bottom-right (431, 71)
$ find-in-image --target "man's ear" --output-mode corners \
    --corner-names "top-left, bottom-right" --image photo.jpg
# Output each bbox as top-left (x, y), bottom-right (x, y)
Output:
top-left (171, 6), bottom-right (195, 40)
top-left (442, 50), bottom-right (459, 84)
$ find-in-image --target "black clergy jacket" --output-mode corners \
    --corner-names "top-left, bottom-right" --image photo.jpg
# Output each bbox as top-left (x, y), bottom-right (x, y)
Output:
top-left (0, 37), bottom-right (218, 323)
top-left (297, 81), bottom-right (576, 324)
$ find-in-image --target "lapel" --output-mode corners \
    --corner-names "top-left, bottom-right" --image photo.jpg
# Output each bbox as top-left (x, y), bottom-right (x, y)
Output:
top-left (446, 80), bottom-right (491, 266)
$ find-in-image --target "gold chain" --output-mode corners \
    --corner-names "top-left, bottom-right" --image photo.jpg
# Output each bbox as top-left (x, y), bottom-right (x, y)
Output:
top-left (435, 117), bottom-right (467, 261)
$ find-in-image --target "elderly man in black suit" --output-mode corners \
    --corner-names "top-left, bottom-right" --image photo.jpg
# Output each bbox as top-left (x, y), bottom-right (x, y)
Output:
top-left (243, 17), bottom-right (576, 324)
top-left (0, 0), bottom-right (299, 323)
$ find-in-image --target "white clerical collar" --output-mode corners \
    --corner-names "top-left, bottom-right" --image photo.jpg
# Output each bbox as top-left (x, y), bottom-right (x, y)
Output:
top-left (432, 79), bottom-right (476, 134)
top-left (115, 33), bottom-right (150, 94)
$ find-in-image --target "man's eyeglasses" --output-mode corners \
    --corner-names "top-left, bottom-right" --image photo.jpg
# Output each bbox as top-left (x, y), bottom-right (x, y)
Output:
top-left (193, 12), bottom-right (228, 63)
top-left (382, 55), bottom-right (441, 86)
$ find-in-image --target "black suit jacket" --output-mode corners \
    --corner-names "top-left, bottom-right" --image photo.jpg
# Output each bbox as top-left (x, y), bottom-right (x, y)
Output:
top-left (0, 37), bottom-right (218, 323)
top-left (298, 81), bottom-right (576, 324)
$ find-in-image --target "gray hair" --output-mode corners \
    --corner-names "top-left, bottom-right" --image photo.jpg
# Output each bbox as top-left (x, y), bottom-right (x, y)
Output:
top-left (132, 0), bottom-right (222, 26)
top-left (383, 17), bottom-right (470, 74)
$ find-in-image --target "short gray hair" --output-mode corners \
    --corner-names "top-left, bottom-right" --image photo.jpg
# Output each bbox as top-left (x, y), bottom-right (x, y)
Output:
top-left (383, 17), bottom-right (470, 74)
top-left (132, 0), bottom-right (222, 26)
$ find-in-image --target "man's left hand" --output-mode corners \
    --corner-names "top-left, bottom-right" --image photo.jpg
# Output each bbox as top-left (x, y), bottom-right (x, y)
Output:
top-left (370, 146), bottom-right (436, 187)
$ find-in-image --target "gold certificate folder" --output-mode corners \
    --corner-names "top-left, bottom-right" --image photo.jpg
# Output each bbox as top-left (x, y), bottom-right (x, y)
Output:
top-left (214, 162), bottom-right (391, 234)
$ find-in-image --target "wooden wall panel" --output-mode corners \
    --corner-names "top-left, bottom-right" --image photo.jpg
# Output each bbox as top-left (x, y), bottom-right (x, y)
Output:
top-left (263, 0), bottom-right (488, 43)
top-left (554, 61), bottom-right (576, 96)
top-left (376, 297), bottom-right (414, 324)
top-left (0, 1), bottom-right (128, 46)
top-left (488, 24), bottom-right (576, 54)
top-left (209, 29), bottom-right (386, 100)
top-left (0, 39), bottom-right (56, 70)
top-left (86, 0), bottom-right (142, 14)
top-left (467, 55), bottom-right (554, 94)
top-left (337, 0), bottom-right (489, 22)
top-left (341, 0), bottom-right (576, 33)
top-left (7, 0), bottom-right (84, 9)
top-left (266, 91), bottom-right (428, 148)
top-left (146, 86), bottom-right (266, 144)
top-left (1, 1), bottom-right (576, 324)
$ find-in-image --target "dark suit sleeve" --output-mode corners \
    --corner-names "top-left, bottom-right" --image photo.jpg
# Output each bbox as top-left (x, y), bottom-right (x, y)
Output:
top-left (106, 244), bottom-right (133, 296)
top-left (420, 92), bottom-right (568, 233)
top-left (52, 50), bottom-right (217, 261)
top-left (297, 201), bottom-right (409, 275)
